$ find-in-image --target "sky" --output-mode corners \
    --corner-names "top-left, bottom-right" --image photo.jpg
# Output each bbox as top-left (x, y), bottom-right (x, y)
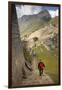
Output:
top-left (16, 5), bottom-right (59, 18)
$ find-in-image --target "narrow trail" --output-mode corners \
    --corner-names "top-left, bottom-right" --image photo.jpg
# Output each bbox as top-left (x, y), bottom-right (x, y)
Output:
top-left (20, 72), bottom-right (54, 86)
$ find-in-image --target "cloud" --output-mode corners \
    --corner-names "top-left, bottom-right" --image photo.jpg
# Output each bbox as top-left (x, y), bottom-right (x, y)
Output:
top-left (32, 6), bottom-right (42, 14)
top-left (21, 5), bottom-right (33, 15)
top-left (16, 5), bottom-right (42, 18)
top-left (16, 5), bottom-right (33, 18)
top-left (48, 9), bottom-right (59, 18)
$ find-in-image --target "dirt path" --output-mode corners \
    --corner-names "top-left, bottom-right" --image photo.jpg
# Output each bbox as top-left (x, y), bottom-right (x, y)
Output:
top-left (20, 72), bottom-right (54, 86)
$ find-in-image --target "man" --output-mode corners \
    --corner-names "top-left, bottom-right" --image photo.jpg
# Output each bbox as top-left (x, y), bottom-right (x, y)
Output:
top-left (38, 61), bottom-right (45, 76)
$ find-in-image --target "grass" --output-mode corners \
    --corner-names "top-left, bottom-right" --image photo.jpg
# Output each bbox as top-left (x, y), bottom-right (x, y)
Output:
top-left (32, 44), bottom-right (59, 84)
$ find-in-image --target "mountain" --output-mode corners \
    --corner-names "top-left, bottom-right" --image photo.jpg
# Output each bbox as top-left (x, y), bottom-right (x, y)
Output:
top-left (37, 10), bottom-right (51, 21)
top-left (18, 10), bottom-right (51, 37)
top-left (25, 23), bottom-right (58, 50)
top-left (18, 10), bottom-right (59, 84)
top-left (18, 10), bottom-right (59, 51)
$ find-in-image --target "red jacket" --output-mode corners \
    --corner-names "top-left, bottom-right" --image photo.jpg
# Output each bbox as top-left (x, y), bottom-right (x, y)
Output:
top-left (38, 62), bottom-right (45, 70)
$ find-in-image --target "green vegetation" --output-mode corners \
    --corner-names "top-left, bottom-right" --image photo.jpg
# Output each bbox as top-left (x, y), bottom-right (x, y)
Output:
top-left (19, 10), bottom-right (51, 38)
top-left (21, 16), bottom-right (58, 39)
top-left (21, 20), bottom-right (48, 38)
top-left (32, 44), bottom-right (59, 83)
top-left (50, 16), bottom-right (58, 27)
top-left (20, 10), bottom-right (59, 83)
top-left (23, 47), bottom-right (32, 63)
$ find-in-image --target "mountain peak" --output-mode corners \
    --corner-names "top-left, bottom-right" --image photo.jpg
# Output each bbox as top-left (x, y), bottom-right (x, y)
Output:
top-left (38, 10), bottom-right (51, 21)
top-left (38, 9), bottom-right (49, 14)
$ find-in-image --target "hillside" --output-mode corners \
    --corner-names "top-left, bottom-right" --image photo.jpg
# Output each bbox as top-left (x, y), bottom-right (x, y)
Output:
top-left (18, 10), bottom-right (51, 38)
top-left (50, 16), bottom-right (59, 27)
top-left (18, 9), bottom-right (59, 84)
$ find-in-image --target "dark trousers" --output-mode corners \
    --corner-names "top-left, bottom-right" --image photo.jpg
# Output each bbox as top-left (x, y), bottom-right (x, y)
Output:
top-left (39, 69), bottom-right (43, 76)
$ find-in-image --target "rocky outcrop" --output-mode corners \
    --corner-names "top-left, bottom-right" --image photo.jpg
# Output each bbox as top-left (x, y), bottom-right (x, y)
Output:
top-left (11, 4), bottom-right (32, 87)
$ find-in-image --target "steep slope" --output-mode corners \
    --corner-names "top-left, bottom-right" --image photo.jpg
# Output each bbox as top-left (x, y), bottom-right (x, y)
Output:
top-left (18, 10), bottom-right (51, 38)
top-left (26, 23), bottom-right (58, 50)
top-left (17, 9), bottom-right (59, 84)
top-left (50, 16), bottom-right (59, 27)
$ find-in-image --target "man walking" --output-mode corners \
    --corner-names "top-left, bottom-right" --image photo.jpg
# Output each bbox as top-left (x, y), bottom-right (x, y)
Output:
top-left (38, 61), bottom-right (45, 76)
